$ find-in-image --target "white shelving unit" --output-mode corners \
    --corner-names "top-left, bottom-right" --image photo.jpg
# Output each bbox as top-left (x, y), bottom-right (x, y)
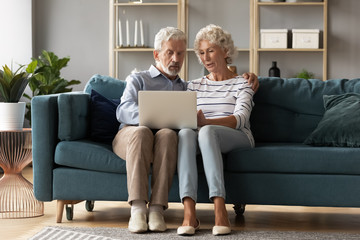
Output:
top-left (109, 0), bottom-right (186, 79)
top-left (109, 0), bottom-right (327, 81)
top-left (185, 0), bottom-right (253, 81)
top-left (109, 0), bottom-right (252, 81)
top-left (253, 0), bottom-right (328, 80)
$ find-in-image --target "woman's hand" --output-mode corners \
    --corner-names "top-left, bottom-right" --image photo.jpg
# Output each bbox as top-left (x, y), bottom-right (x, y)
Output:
top-left (242, 72), bottom-right (259, 93)
top-left (197, 110), bottom-right (238, 129)
top-left (197, 109), bottom-right (207, 127)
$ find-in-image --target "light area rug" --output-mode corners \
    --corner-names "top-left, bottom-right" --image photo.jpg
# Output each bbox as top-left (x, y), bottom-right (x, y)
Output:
top-left (29, 226), bottom-right (360, 240)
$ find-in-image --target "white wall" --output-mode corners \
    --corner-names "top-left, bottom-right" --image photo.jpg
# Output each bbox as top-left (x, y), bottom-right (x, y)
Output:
top-left (328, 0), bottom-right (360, 80)
top-left (33, 0), bottom-right (109, 91)
top-left (0, 0), bottom-right (32, 68)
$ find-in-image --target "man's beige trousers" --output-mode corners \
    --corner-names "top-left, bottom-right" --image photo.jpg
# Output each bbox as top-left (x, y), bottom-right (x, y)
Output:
top-left (112, 126), bottom-right (177, 209)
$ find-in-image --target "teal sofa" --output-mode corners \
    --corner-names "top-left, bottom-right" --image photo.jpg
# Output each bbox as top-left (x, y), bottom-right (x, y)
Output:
top-left (32, 75), bottom-right (360, 223)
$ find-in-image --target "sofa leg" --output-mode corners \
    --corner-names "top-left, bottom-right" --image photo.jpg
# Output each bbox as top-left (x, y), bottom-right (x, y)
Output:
top-left (233, 203), bottom-right (246, 215)
top-left (56, 200), bottom-right (65, 223)
top-left (56, 200), bottom-right (84, 223)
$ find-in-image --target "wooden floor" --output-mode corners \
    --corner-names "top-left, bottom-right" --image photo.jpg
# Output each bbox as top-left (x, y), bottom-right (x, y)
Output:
top-left (2, 167), bottom-right (360, 239)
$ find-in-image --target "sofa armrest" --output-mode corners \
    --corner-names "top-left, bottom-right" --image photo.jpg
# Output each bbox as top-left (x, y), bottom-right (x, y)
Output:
top-left (32, 93), bottom-right (91, 201)
top-left (32, 94), bottom-right (60, 201)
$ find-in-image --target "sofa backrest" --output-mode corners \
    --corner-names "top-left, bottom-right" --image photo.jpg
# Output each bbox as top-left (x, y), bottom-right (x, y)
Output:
top-left (251, 77), bottom-right (360, 143)
top-left (84, 74), bottom-right (127, 100)
top-left (56, 75), bottom-right (127, 142)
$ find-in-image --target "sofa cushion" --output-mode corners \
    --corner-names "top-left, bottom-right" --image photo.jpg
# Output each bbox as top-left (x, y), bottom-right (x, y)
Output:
top-left (251, 78), bottom-right (360, 143)
top-left (90, 89), bottom-right (120, 144)
top-left (84, 74), bottom-right (126, 100)
top-left (55, 140), bottom-right (126, 174)
top-left (304, 93), bottom-right (360, 147)
top-left (53, 168), bottom-right (129, 201)
top-left (58, 93), bottom-right (90, 141)
top-left (226, 143), bottom-right (360, 175)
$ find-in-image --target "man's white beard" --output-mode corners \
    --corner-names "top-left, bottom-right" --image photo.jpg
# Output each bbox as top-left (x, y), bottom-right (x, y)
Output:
top-left (158, 61), bottom-right (180, 77)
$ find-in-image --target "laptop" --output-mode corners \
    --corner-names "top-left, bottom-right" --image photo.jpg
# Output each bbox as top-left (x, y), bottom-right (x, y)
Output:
top-left (138, 91), bottom-right (197, 129)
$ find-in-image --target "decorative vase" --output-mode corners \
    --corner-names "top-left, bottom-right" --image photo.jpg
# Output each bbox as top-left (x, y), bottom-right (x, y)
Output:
top-left (0, 102), bottom-right (26, 131)
top-left (269, 61), bottom-right (281, 77)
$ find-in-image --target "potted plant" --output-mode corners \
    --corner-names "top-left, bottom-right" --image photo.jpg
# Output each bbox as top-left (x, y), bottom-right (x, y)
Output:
top-left (24, 50), bottom-right (81, 125)
top-left (0, 63), bottom-right (36, 130)
top-left (295, 69), bottom-right (315, 80)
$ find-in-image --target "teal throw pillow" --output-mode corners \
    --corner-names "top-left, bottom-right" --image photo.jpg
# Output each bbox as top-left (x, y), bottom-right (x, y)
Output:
top-left (304, 93), bottom-right (360, 147)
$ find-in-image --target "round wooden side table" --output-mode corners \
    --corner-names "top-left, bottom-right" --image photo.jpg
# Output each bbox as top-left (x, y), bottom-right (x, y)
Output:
top-left (0, 128), bottom-right (44, 218)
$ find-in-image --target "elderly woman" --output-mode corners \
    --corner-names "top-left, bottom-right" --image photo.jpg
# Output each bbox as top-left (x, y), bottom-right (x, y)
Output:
top-left (177, 24), bottom-right (256, 236)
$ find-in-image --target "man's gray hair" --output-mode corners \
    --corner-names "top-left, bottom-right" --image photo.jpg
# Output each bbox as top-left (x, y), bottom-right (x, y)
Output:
top-left (154, 27), bottom-right (186, 51)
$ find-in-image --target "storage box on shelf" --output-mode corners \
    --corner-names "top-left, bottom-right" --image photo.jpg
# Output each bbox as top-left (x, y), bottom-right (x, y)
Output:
top-left (260, 29), bottom-right (288, 49)
top-left (292, 29), bottom-right (319, 49)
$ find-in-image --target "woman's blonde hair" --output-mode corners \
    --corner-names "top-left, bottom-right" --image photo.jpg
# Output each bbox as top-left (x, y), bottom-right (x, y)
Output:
top-left (194, 24), bottom-right (237, 64)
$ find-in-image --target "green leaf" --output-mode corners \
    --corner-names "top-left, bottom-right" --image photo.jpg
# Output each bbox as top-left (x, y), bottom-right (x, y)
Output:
top-left (42, 50), bottom-right (53, 67)
top-left (0, 64), bottom-right (29, 102)
top-left (52, 79), bottom-right (69, 93)
top-left (3, 65), bottom-right (13, 84)
top-left (24, 50), bottom-right (80, 124)
top-left (13, 64), bottom-right (26, 75)
top-left (23, 93), bottom-right (31, 100)
top-left (68, 79), bottom-right (82, 86)
top-left (57, 58), bottom-right (70, 70)
top-left (10, 74), bottom-right (29, 102)
top-left (26, 60), bottom-right (38, 73)
top-left (0, 69), bottom-right (10, 101)
top-left (28, 75), bottom-right (41, 93)
top-left (0, 83), bottom-right (8, 102)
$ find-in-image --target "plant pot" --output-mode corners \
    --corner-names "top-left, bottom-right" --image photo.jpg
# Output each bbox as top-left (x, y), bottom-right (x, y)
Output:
top-left (0, 102), bottom-right (26, 131)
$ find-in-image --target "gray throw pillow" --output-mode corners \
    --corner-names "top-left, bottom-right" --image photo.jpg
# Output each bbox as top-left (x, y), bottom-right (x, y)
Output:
top-left (304, 93), bottom-right (360, 147)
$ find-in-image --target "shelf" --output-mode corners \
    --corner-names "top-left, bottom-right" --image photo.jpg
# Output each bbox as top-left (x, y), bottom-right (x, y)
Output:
top-left (186, 48), bottom-right (250, 52)
top-left (257, 2), bottom-right (324, 6)
top-left (114, 47), bottom-right (252, 53)
top-left (257, 48), bottom-right (324, 52)
top-left (114, 3), bottom-right (178, 6)
top-left (115, 47), bottom-right (153, 52)
top-left (254, 0), bottom-right (328, 80)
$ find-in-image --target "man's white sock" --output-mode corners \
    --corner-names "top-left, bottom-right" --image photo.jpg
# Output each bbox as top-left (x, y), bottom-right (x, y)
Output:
top-left (131, 200), bottom-right (147, 216)
top-left (149, 204), bottom-right (164, 215)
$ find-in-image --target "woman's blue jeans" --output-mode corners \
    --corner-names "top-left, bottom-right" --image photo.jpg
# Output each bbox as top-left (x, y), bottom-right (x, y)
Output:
top-left (177, 125), bottom-right (252, 202)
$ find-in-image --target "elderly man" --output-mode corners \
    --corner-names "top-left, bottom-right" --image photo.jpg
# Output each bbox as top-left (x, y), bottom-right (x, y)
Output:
top-left (113, 27), bottom-right (187, 233)
top-left (112, 26), bottom-right (258, 233)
